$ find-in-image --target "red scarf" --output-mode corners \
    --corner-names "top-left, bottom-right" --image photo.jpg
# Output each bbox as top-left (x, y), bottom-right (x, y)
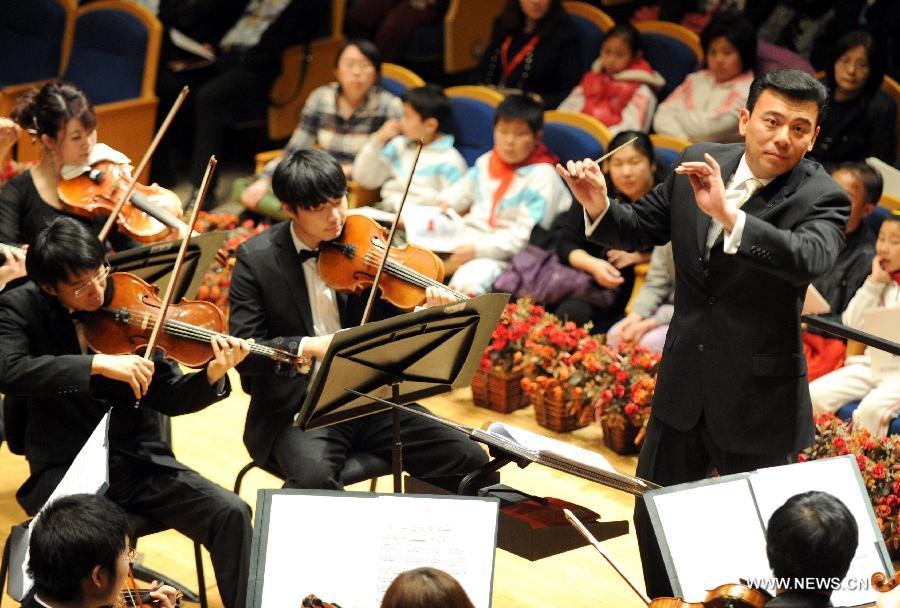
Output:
top-left (580, 57), bottom-right (655, 127)
top-left (487, 142), bottom-right (559, 226)
top-left (892, 269), bottom-right (900, 285)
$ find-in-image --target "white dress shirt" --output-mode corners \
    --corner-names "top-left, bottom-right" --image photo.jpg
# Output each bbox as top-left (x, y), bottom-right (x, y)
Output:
top-left (290, 225), bottom-right (342, 360)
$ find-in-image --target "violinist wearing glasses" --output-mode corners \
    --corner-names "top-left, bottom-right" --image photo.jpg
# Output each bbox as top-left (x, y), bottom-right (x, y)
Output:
top-left (0, 217), bottom-right (253, 608)
top-left (228, 148), bottom-right (488, 490)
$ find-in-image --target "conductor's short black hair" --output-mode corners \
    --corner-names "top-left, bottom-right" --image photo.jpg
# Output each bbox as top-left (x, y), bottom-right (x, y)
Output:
top-left (26, 216), bottom-right (105, 288)
top-left (747, 69), bottom-right (829, 126)
top-left (272, 149), bottom-right (348, 212)
top-left (494, 93), bottom-right (544, 133)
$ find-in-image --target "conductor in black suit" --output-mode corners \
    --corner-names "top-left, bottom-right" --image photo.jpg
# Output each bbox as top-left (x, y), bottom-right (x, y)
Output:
top-left (228, 148), bottom-right (488, 489)
top-left (556, 69), bottom-right (852, 597)
top-left (0, 217), bottom-right (254, 608)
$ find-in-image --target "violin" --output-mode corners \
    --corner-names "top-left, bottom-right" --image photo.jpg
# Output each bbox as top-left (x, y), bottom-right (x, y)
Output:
top-left (114, 569), bottom-right (183, 608)
top-left (319, 214), bottom-right (468, 311)
top-left (58, 160), bottom-right (189, 243)
top-left (301, 594), bottom-right (341, 608)
top-left (81, 272), bottom-right (311, 373)
top-left (873, 571), bottom-right (900, 593)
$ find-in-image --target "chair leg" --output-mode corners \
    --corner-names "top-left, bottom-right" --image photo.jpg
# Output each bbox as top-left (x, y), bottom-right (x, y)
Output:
top-left (369, 476), bottom-right (378, 492)
top-left (233, 461), bottom-right (259, 495)
top-left (194, 542), bottom-right (207, 608)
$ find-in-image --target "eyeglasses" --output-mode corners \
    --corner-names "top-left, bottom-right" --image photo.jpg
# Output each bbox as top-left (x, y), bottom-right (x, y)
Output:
top-left (72, 263), bottom-right (111, 298)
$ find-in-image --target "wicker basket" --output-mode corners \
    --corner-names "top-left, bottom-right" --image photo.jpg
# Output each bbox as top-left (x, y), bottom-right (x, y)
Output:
top-left (471, 368), bottom-right (528, 413)
top-left (532, 393), bottom-right (590, 433)
top-left (601, 417), bottom-right (641, 455)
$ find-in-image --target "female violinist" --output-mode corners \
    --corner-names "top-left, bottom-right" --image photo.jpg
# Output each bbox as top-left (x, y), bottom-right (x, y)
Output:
top-left (0, 216), bottom-right (255, 608)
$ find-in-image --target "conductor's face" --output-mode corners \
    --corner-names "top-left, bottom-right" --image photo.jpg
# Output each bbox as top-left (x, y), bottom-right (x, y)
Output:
top-left (738, 89), bottom-right (819, 180)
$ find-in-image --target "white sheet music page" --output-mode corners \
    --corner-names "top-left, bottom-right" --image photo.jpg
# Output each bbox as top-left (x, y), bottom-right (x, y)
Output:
top-left (260, 492), bottom-right (497, 608)
top-left (652, 478), bottom-right (771, 601)
top-left (486, 422), bottom-right (618, 475)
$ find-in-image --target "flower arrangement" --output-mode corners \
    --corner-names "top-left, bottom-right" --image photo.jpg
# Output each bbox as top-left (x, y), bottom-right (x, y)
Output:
top-left (592, 342), bottom-right (661, 431)
top-left (479, 299), bottom-right (549, 374)
top-left (0, 158), bottom-right (29, 188)
top-left (195, 213), bottom-right (270, 310)
top-left (801, 414), bottom-right (900, 555)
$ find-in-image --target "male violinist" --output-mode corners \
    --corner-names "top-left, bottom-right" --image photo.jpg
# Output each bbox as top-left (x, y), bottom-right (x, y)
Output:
top-left (23, 493), bottom-right (182, 608)
top-left (228, 148), bottom-right (488, 489)
top-left (0, 216), bottom-right (253, 608)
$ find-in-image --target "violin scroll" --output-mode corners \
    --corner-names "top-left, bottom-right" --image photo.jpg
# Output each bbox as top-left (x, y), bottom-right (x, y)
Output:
top-left (873, 571), bottom-right (900, 593)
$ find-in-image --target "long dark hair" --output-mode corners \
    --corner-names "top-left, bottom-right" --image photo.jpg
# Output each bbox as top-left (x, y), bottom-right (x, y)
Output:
top-left (10, 80), bottom-right (96, 140)
top-left (824, 29), bottom-right (886, 101)
top-left (496, 0), bottom-right (568, 37)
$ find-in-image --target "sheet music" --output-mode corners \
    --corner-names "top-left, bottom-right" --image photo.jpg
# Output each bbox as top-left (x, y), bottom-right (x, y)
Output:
top-left (259, 492), bottom-right (497, 608)
top-left (169, 28), bottom-right (216, 60)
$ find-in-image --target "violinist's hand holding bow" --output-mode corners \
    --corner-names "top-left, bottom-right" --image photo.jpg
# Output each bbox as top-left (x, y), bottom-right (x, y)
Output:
top-left (0, 117), bottom-right (19, 161)
top-left (206, 335), bottom-right (251, 384)
top-left (92, 355), bottom-right (154, 399)
top-left (555, 159), bottom-right (609, 220)
top-left (675, 153), bottom-right (736, 231)
top-left (0, 244), bottom-right (26, 287)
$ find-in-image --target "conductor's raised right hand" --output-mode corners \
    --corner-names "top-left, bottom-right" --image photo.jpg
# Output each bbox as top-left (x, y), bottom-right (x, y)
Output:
top-left (555, 159), bottom-right (608, 220)
top-left (91, 354), bottom-right (155, 399)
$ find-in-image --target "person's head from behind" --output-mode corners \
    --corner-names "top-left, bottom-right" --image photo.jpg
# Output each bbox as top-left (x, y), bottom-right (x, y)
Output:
top-left (599, 24), bottom-right (642, 76)
top-left (876, 214), bottom-right (900, 274)
top-left (827, 30), bottom-right (885, 102)
top-left (11, 80), bottom-right (96, 167)
top-left (273, 149), bottom-right (349, 248)
top-left (28, 494), bottom-right (131, 607)
top-left (380, 567), bottom-right (475, 608)
top-left (700, 10), bottom-right (757, 84)
top-left (740, 69), bottom-right (828, 180)
top-left (604, 131), bottom-right (658, 202)
top-left (830, 162), bottom-right (882, 234)
top-left (493, 93), bottom-right (543, 165)
top-left (335, 39), bottom-right (381, 102)
top-left (27, 216), bottom-right (107, 312)
top-left (766, 491), bottom-right (857, 596)
top-left (400, 85), bottom-right (452, 145)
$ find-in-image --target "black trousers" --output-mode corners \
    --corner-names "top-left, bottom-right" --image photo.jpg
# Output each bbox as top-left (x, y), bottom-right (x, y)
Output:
top-left (270, 403), bottom-right (489, 489)
top-left (634, 415), bottom-right (792, 599)
top-left (22, 458), bottom-right (253, 608)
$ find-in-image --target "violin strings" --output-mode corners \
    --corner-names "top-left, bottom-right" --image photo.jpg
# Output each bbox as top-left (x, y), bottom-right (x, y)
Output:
top-left (361, 251), bottom-right (468, 301)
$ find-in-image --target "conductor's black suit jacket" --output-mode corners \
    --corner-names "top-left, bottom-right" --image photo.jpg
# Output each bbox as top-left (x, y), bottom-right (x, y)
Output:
top-left (589, 143), bottom-right (850, 455)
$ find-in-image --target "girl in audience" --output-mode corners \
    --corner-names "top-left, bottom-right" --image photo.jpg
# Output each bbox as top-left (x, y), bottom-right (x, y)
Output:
top-left (810, 29), bottom-right (897, 166)
top-left (550, 131), bottom-right (660, 330)
top-left (475, 0), bottom-right (582, 109)
top-left (381, 567), bottom-right (475, 608)
top-left (809, 214), bottom-right (900, 437)
top-left (239, 38), bottom-right (403, 212)
top-left (558, 24), bottom-right (664, 134)
top-left (652, 11), bottom-right (757, 143)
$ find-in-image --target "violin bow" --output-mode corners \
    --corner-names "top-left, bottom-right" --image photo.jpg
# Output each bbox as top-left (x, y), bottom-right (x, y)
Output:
top-left (135, 156), bottom-right (216, 406)
top-left (563, 508), bottom-right (652, 606)
top-left (359, 138), bottom-right (425, 326)
top-left (98, 86), bottom-right (190, 242)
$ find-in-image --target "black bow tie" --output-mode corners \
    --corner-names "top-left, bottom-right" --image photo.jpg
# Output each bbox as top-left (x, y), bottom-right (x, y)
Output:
top-left (298, 249), bottom-right (319, 263)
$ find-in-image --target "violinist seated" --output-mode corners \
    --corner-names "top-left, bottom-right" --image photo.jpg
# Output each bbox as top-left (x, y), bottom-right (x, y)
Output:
top-left (763, 491), bottom-right (858, 607)
top-left (0, 217), bottom-right (254, 608)
top-left (22, 493), bottom-right (182, 608)
top-left (432, 94), bottom-right (572, 296)
top-left (228, 148), bottom-right (489, 491)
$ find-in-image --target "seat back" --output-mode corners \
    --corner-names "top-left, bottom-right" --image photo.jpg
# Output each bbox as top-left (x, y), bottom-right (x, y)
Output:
top-left (445, 85), bottom-right (504, 166)
top-left (0, 0), bottom-right (74, 86)
top-left (62, 0), bottom-right (160, 105)
top-left (634, 21), bottom-right (702, 100)
top-left (562, 1), bottom-right (614, 75)
top-left (444, 0), bottom-right (505, 73)
top-left (381, 63), bottom-right (425, 98)
top-left (542, 110), bottom-right (610, 165)
top-left (881, 75), bottom-right (900, 158)
top-left (650, 133), bottom-right (691, 171)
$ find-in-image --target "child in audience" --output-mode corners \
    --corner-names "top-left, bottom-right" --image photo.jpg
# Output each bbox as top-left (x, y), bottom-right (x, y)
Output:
top-left (804, 162), bottom-right (879, 380)
top-left (352, 85), bottom-right (467, 216)
top-left (809, 213), bottom-right (900, 437)
top-left (652, 11), bottom-right (757, 143)
top-left (558, 24), bottom-right (664, 134)
top-left (433, 94), bottom-right (571, 295)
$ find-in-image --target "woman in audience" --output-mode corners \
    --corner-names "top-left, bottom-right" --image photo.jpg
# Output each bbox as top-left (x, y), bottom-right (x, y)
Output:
top-left (558, 24), bottom-right (664, 134)
top-left (810, 29), bottom-right (897, 166)
top-left (239, 38), bottom-right (403, 211)
top-left (550, 130), bottom-right (660, 331)
top-left (652, 11), bottom-right (757, 143)
top-left (381, 567), bottom-right (475, 608)
top-left (345, 0), bottom-right (449, 62)
top-left (475, 0), bottom-right (581, 109)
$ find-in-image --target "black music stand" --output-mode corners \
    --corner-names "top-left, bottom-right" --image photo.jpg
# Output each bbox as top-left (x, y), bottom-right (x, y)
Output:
top-left (295, 293), bottom-right (509, 491)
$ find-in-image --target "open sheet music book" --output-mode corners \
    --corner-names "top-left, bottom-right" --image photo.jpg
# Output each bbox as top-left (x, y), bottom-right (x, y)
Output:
top-left (471, 422), bottom-right (656, 496)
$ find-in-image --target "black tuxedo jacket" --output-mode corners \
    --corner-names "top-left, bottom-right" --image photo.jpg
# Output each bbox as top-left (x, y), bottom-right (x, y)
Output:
top-left (0, 282), bottom-right (230, 510)
top-left (589, 143), bottom-right (850, 455)
top-left (228, 221), bottom-right (397, 465)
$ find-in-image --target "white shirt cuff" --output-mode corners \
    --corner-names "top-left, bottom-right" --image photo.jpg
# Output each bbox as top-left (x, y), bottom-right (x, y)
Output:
top-left (722, 210), bottom-right (746, 255)
top-left (298, 337), bottom-right (308, 356)
top-left (583, 198), bottom-right (611, 237)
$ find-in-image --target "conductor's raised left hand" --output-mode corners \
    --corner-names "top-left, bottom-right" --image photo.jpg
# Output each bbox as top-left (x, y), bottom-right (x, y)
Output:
top-left (675, 153), bottom-right (737, 232)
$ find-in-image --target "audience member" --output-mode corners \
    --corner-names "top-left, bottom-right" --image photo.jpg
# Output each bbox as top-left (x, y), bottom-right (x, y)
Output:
top-left (558, 24), bottom-right (664, 134)
top-left (345, 0), bottom-right (449, 62)
top-left (748, 0), bottom-right (837, 64)
top-left (810, 30), bottom-right (897, 167)
top-left (238, 39), bottom-right (403, 213)
top-left (435, 94), bottom-right (572, 295)
top-left (804, 162), bottom-right (879, 381)
top-left (809, 213), bottom-right (900, 437)
top-left (381, 567), bottom-right (475, 608)
top-left (653, 11), bottom-right (756, 143)
top-left (475, 0), bottom-right (581, 109)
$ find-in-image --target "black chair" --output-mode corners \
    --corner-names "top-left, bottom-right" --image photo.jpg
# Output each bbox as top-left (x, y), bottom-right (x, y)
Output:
top-left (233, 452), bottom-right (392, 496)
